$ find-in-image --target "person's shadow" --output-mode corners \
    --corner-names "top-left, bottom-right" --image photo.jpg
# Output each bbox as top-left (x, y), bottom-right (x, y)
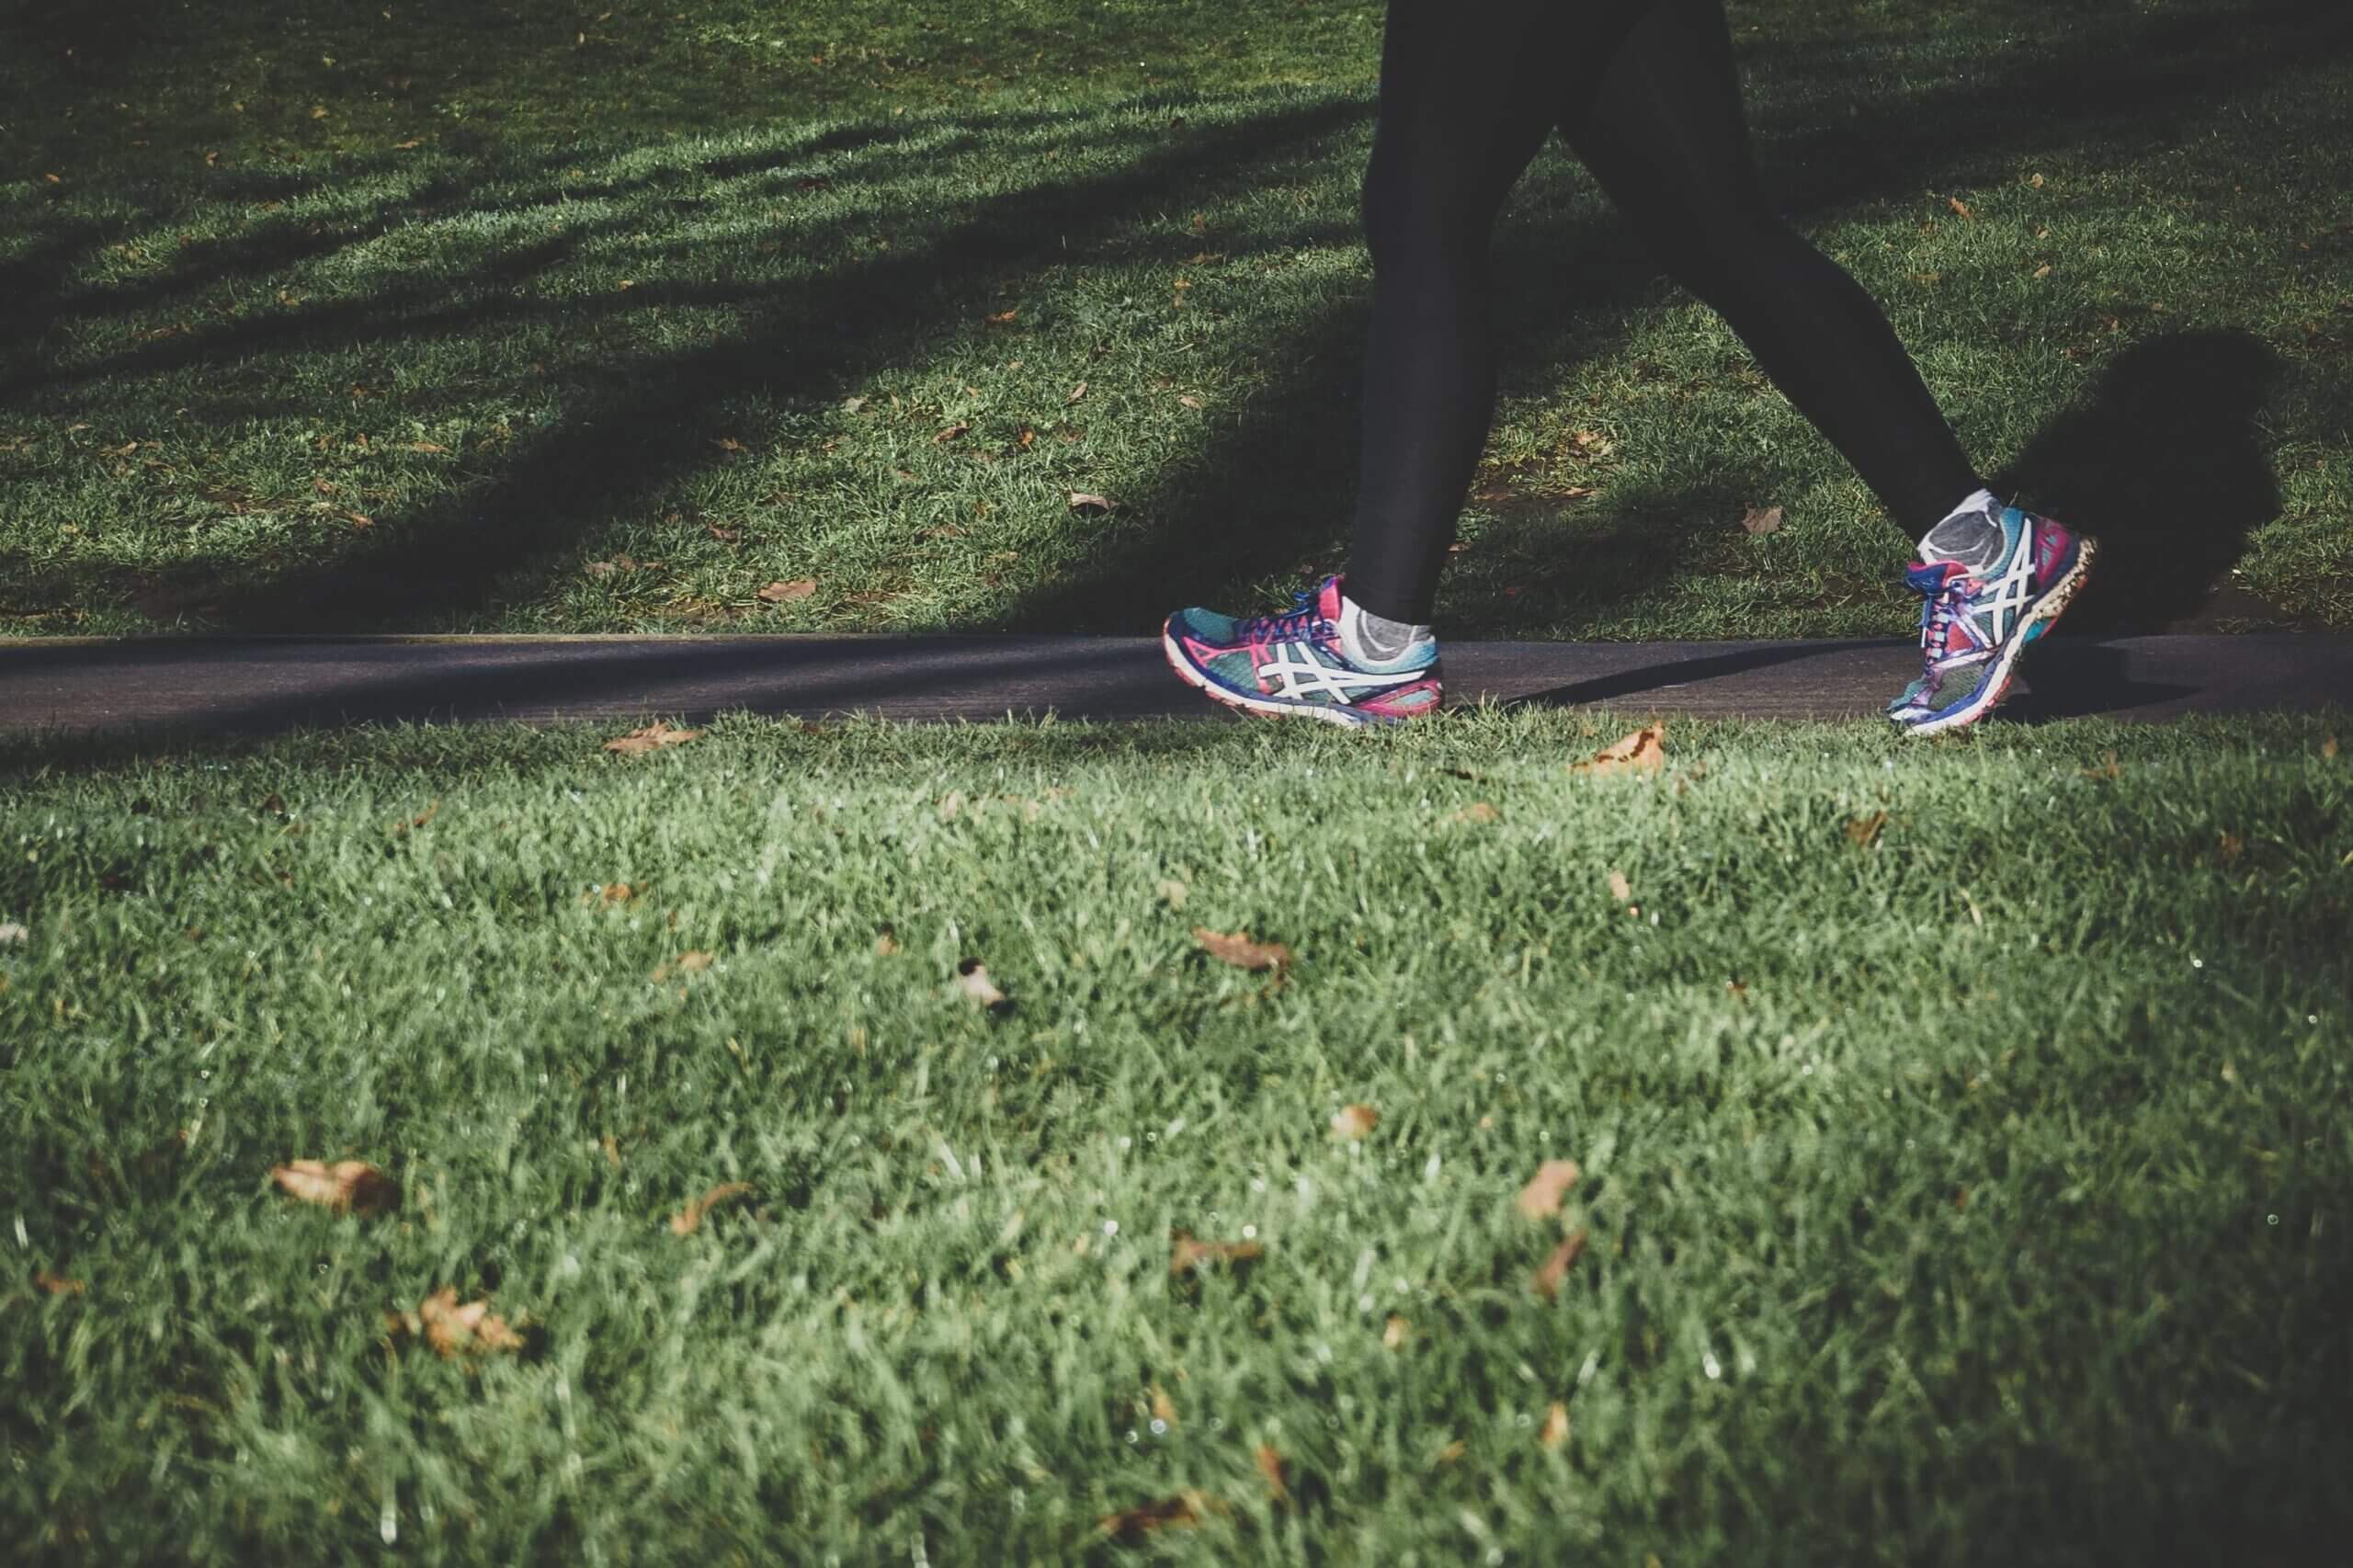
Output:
top-left (1988, 327), bottom-right (2289, 720)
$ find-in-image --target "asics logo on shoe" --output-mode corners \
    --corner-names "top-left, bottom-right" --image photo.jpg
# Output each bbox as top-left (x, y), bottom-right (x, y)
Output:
top-left (1256, 643), bottom-right (1426, 703)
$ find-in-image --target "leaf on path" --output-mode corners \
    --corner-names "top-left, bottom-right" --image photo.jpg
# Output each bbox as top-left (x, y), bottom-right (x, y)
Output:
top-left (1540, 1401), bottom-right (1569, 1448)
top-left (271, 1159), bottom-right (399, 1217)
top-left (1330, 1103), bottom-right (1379, 1142)
top-left (1606, 869), bottom-right (1631, 904)
top-left (956, 957), bottom-right (1010, 1010)
top-left (1256, 1444), bottom-right (1289, 1503)
top-left (408, 1287), bottom-right (524, 1356)
top-left (1097, 1491), bottom-right (1221, 1540)
top-left (1739, 505), bottom-right (1783, 536)
top-left (1067, 491), bottom-right (1115, 515)
top-left (1383, 1315), bottom-right (1411, 1350)
top-left (758, 578), bottom-right (817, 604)
top-left (604, 722), bottom-right (702, 756)
top-left (1193, 927), bottom-right (1290, 972)
top-left (1170, 1227), bottom-right (1263, 1276)
top-left (1516, 1159), bottom-right (1581, 1222)
top-left (34, 1269), bottom-right (85, 1296)
top-left (670, 1180), bottom-right (754, 1235)
top-left (1530, 1228), bottom-right (1590, 1301)
top-left (1571, 725), bottom-right (1665, 777)
top-left (1846, 811), bottom-right (1889, 847)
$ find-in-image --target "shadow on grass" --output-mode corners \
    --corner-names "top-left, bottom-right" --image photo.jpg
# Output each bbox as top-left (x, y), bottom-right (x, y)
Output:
top-left (1, 0), bottom-right (2346, 644)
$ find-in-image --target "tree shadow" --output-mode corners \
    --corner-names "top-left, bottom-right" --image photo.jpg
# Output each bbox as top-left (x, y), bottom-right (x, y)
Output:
top-left (3, 0), bottom-right (2346, 640)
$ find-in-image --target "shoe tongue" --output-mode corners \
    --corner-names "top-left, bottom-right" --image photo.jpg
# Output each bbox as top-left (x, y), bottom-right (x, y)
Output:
top-left (1904, 559), bottom-right (1970, 594)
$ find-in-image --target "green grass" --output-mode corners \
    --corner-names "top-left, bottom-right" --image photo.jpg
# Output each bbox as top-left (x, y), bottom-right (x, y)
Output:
top-left (3, 0), bottom-right (2348, 639)
top-left (4, 709), bottom-right (2349, 1562)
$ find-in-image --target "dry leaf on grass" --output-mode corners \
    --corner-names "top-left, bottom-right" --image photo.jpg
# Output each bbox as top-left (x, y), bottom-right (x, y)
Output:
top-left (758, 578), bottom-right (817, 604)
top-left (1949, 195), bottom-right (1976, 220)
top-left (1330, 1103), bottom-right (1379, 1141)
top-left (271, 1159), bottom-right (399, 1217)
top-left (1169, 1228), bottom-right (1264, 1275)
top-left (651, 949), bottom-right (714, 982)
top-left (605, 722), bottom-right (702, 756)
top-left (1540, 1401), bottom-right (1569, 1448)
top-left (1383, 1315), bottom-right (1411, 1350)
top-left (1571, 725), bottom-right (1665, 777)
top-left (933, 422), bottom-right (971, 444)
top-left (874, 926), bottom-right (902, 956)
top-left (407, 1287), bottom-right (524, 1356)
top-left (1067, 491), bottom-right (1115, 515)
top-left (1192, 927), bottom-right (1291, 971)
top-left (1097, 1491), bottom-right (1222, 1540)
top-left (1256, 1444), bottom-right (1289, 1503)
top-left (1155, 877), bottom-right (1190, 910)
top-left (1515, 1159), bottom-right (1582, 1221)
top-left (1152, 1383), bottom-right (1178, 1425)
top-left (1449, 801), bottom-right (1500, 824)
top-left (34, 1269), bottom-right (85, 1296)
top-left (1064, 381), bottom-right (1088, 405)
top-left (670, 1180), bottom-right (754, 1235)
top-left (956, 958), bottom-right (1010, 1010)
top-left (1739, 505), bottom-right (1783, 536)
top-left (2322, 735), bottom-right (2338, 760)
top-left (1607, 869), bottom-right (1632, 904)
top-left (1530, 1228), bottom-right (1590, 1301)
top-left (1846, 811), bottom-right (1889, 847)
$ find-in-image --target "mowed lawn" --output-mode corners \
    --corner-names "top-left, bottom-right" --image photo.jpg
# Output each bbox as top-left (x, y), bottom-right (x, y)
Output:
top-left (3, 0), bottom-right (2350, 640)
top-left (4, 710), bottom-right (2349, 1561)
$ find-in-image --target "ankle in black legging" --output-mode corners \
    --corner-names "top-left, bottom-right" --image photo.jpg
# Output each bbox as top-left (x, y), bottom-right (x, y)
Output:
top-left (1345, 0), bottom-right (1984, 626)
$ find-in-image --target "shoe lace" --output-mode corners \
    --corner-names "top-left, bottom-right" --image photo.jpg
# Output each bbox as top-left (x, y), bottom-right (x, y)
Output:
top-left (1918, 574), bottom-right (1976, 667)
top-left (1237, 587), bottom-right (1326, 643)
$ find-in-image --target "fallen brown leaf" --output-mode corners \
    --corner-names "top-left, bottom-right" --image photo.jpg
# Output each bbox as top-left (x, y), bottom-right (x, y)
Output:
top-left (956, 958), bottom-right (1009, 1009)
top-left (670, 1180), bottom-right (754, 1235)
top-left (1516, 1159), bottom-right (1582, 1222)
top-left (1449, 801), bottom-right (1500, 824)
top-left (874, 926), bottom-right (902, 956)
top-left (1192, 927), bottom-right (1290, 971)
top-left (1607, 869), bottom-right (1632, 904)
top-left (1064, 381), bottom-right (1088, 405)
top-left (1540, 1401), bottom-right (1569, 1448)
top-left (652, 949), bottom-right (715, 982)
top-left (1178, 394), bottom-right (1202, 409)
top-left (1256, 1443), bottom-right (1289, 1503)
top-left (1846, 810), bottom-right (1889, 847)
top-left (758, 578), bottom-right (817, 604)
top-left (34, 1269), bottom-right (85, 1296)
top-left (604, 722), bottom-right (703, 756)
top-left (1382, 1315), bottom-right (1411, 1350)
top-left (401, 440), bottom-right (448, 453)
top-left (271, 1159), bottom-right (399, 1217)
top-left (1155, 877), bottom-right (1190, 910)
top-left (2322, 735), bottom-right (2338, 760)
top-left (1067, 491), bottom-right (1115, 515)
top-left (1530, 1228), bottom-right (1590, 1301)
top-left (1571, 724), bottom-right (1665, 777)
top-left (1739, 505), bottom-right (1783, 536)
top-left (1433, 1438), bottom-right (1467, 1467)
top-left (1152, 1383), bottom-right (1178, 1425)
top-left (1169, 1227), bottom-right (1264, 1275)
top-left (2033, 263), bottom-right (2053, 279)
top-left (1949, 195), bottom-right (1975, 220)
top-left (1330, 1103), bottom-right (1379, 1141)
top-left (985, 308), bottom-right (1018, 324)
top-left (414, 1287), bottom-right (523, 1356)
top-left (933, 421), bottom-right (971, 444)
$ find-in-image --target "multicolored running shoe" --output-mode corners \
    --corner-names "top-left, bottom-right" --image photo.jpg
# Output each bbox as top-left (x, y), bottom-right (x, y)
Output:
top-left (1887, 504), bottom-right (2097, 735)
top-left (1163, 574), bottom-right (1442, 726)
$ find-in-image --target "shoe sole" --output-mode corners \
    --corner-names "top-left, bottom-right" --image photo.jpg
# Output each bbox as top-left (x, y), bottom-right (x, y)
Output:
top-left (1899, 536), bottom-right (2098, 737)
top-left (1160, 624), bottom-right (1434, 728)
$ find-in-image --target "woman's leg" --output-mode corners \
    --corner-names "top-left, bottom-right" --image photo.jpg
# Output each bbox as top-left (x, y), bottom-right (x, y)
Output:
top-left (1344, 0), bottom-right (1660, 628)
top-left (1561, 0), bottom-right (1986, 542)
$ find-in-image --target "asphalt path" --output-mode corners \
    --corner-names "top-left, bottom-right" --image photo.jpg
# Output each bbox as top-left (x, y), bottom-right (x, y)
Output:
top-left (1, 632), bottom-right (2347, 740)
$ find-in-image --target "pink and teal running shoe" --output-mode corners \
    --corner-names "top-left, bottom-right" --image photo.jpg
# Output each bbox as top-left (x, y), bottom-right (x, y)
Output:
top-left (1888, 503), bottom-right (2097, 736)
top-left (1163, 574), bottom-right (1442, 726)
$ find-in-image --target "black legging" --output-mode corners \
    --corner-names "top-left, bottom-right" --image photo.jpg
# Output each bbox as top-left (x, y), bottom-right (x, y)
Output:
top-left (1346, 0), bottom-right (1984, 624)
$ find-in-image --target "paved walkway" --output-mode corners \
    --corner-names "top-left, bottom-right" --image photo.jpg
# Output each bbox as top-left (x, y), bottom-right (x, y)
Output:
top-left (1, 633), bottom-right (2347, 736)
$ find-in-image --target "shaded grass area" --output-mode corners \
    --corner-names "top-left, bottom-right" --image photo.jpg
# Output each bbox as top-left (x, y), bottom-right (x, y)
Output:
top-left (1, 0), bottom-right (2349, 641)
top-left (3, 709), bottom-right (2350, 1562)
